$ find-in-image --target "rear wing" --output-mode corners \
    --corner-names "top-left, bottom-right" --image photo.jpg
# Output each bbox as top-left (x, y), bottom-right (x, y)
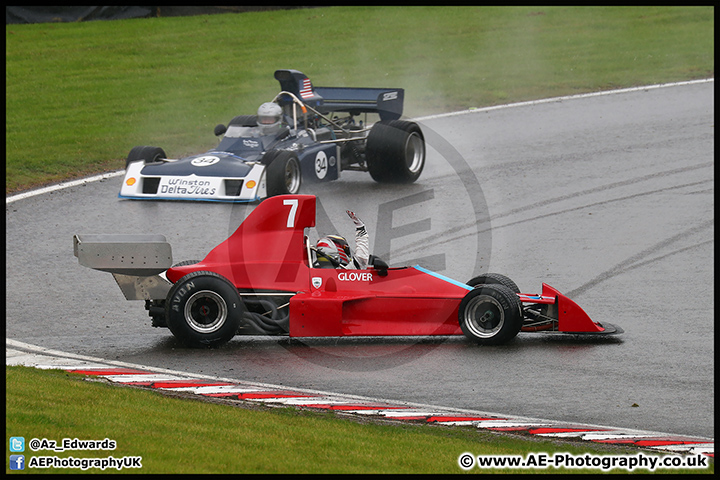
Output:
top-left (274, 69), bottom-right (404, 121)
top-left (73, 234), bottom-right (173, 300)
top-left (73, 234), bottom-right (172, 276)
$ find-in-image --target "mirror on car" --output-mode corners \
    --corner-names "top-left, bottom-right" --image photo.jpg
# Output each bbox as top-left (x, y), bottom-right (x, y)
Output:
top-left (369, 255), bottom-right (388, 277)
top-left (214, 124), bottom-right (227, 136)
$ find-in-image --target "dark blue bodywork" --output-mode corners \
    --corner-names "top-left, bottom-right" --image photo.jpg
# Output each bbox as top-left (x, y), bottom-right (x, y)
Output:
top-left (122, 69), bottom-right (408, 202)
top-left (140, 126), bottom-right (339, 184)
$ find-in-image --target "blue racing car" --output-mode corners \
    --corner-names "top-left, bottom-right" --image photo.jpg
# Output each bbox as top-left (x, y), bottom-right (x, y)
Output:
top-left (119, 69), bottom-right (426, 202)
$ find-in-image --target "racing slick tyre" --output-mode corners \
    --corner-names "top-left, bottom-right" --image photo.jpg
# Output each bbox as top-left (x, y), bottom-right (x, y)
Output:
top-left (466, 273), bottom-right (520, 293)
top-left (228, 115), bottom-right (258, 127)
top-left (172, 260), bottom-right (201, 268)
top-left (126, 146), bottom-right (166, 170)
top-left (366, 120), bottom-right (425, 183)
top-left (264, 150), bottom-right (302, 196)
top-left (165, 271), bottom-right (244, 348)
top-left (458, 284), bottom-right (523, 345)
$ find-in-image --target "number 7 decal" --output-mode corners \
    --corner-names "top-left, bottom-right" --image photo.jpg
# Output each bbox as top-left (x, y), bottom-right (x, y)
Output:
top-left (283, 198), bottom-right (298, 228)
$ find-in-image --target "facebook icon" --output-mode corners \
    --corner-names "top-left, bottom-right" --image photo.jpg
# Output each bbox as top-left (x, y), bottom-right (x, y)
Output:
top-left (10, 455), bottom-right (25, 470)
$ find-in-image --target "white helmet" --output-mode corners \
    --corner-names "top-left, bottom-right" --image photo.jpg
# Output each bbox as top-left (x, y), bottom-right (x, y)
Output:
top-left (316, 235), bottom-right (352, 267)
top-left (257, 102), bottom-right (283, 135)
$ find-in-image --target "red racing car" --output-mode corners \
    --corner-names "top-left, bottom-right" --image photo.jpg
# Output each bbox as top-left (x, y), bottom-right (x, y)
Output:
top-left (74, 195), bottom-right (623, 347)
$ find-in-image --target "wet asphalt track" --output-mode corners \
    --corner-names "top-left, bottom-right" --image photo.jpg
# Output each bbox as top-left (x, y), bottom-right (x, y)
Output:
top-left (6, 80), bottom-right (713, 439)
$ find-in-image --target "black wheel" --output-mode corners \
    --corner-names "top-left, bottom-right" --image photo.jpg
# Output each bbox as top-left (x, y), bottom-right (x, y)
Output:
top-left (264, 150), bottom-right (302, 196)
top-left (459, 284), bottom-right (523, 345)
top-left (165, 271), bottom-right (243, 348)
top-left (366, 120), bottom-right (425, 183)
top-left (126, 146), bottom-right (166, 169)
top-left (467, 273), bottom-right (520, 293)
top-left (228, 115), bottom-right (258, 127)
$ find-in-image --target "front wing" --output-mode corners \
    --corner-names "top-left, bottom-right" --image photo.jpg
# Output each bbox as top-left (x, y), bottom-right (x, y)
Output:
top-left (119, 161), bottom-right (267, 202)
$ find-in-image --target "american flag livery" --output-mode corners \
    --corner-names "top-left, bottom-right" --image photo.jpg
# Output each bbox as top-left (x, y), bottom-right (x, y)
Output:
top-left (299, 78), bottom-right (314, 99)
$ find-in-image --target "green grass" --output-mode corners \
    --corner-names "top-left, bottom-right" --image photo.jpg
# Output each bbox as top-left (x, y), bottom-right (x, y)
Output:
top-left (5, 6), bottom-right (713, 193)
top-left (5, 366), bottom-right (712, 474)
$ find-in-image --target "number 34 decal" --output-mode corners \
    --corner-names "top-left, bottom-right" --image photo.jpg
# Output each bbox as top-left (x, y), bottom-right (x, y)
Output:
top-left (315, 151), bottom-right (328, 179)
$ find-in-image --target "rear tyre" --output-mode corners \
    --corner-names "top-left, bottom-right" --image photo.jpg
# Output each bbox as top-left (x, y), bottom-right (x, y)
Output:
top-left (172, 260), bottom-right (201, 268)
top-left (126, 146), bottom-right (166, 169)
top-left (459, 284), bottom-right (523, 345)
top-left (165, 271), bottom-right (243, 348)
top-left (467, 273), bottom-right (520, 293)
top-left (264, 150), bottom-right (302, 196)
top-left (366, 120), bottom-right (425, 183)
top-left (229, 115), bottom-right (258, 127)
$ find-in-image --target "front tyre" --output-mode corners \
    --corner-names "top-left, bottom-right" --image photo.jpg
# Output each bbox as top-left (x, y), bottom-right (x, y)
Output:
top-left (459, 284), bottom-right (522, 345)
top-left (366, 120), bottom-right (425, 183)
top-left (165, 271), bottom-right (243, 348)
top-left (466, 273), bottom-right (520, 293)
top-left (126, 146), bottom-right (166, 170)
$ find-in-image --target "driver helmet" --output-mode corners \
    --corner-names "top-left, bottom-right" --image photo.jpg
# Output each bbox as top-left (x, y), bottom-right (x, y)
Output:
top-left (316, 235), bottom-right (352, 267)
top-left (257, 102), bottom-right (283, 135)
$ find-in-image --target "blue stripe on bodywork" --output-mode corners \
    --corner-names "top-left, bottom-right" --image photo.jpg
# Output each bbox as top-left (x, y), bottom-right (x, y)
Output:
top-left (413, 265), bottom-right (473, 290)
